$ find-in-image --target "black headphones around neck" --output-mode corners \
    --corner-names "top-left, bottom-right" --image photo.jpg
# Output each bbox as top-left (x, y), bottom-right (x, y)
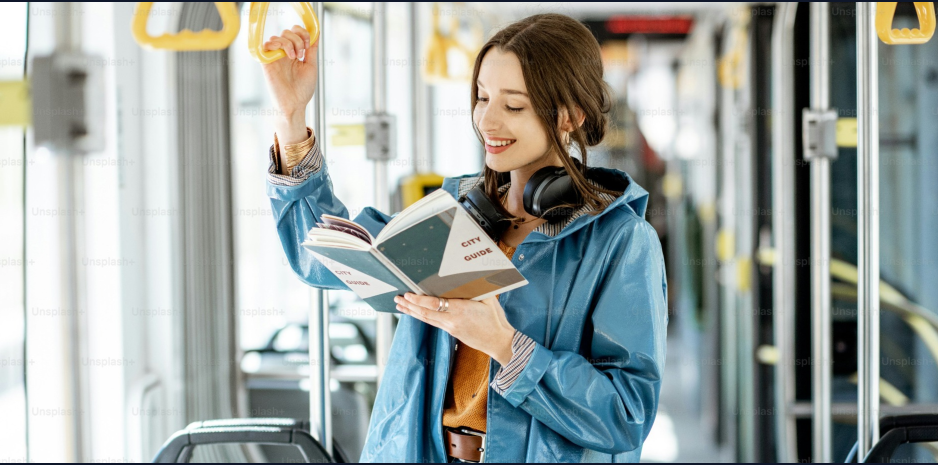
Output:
top-left (457, 158), bottom-right (585, 241)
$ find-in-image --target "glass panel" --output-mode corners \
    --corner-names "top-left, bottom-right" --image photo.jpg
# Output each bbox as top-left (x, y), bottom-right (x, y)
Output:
top-left (0, 2), bottom-right (28, 461)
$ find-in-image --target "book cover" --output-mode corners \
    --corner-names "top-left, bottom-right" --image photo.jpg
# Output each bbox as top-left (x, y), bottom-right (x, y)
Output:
top-left (376, 205), bottom-right (527, 301)
top-left (302, 190), bottom-right (528, 313)
top-left (303, 246), bottom-right (413, 314)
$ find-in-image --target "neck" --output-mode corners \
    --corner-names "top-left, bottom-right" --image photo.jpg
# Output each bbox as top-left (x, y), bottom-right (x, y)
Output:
top-left (503, 153), bottom-right (564, 219)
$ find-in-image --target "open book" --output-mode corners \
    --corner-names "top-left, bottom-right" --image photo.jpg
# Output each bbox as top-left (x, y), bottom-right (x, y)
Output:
top-left (302, 189), bottom-right (529, 313)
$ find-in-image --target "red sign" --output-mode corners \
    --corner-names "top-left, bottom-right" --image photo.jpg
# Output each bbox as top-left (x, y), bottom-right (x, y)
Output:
top-left (605, 16), bottom-right (694, 35)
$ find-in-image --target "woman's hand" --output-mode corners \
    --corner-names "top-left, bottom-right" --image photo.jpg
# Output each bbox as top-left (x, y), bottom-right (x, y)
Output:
top-left (395, 293), bottom-right (516, 366)
top-left (261, 25), bottom-right (318, 146)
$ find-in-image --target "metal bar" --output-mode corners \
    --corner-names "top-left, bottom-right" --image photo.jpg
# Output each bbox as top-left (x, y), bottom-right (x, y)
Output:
top-left (809, 3), bottom-right (833, 462)
top-left (308, 2), bottom-right (333, 457)
top-left (372, 2), bottom-right (394, 386)
top-left (716, 25), bottom-right (738, 456)
top-left (54, 3), bottom-right (88, 462)
top-left (771, 3), bottom-right (799, 462)
top-left (411, 2), bottom-right (430, 173)
top-left (787, 402), bottom-right (938, 418)
top-left (55, 1), bottom-right (80, 51)
top-left (856, 2), bottom-right (881, 458)
top-left (737, 50), bottom-right (756, 463)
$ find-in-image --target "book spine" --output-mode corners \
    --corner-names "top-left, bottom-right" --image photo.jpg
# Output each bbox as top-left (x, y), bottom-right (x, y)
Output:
top-left (371, 248), bottom-right (425, 295)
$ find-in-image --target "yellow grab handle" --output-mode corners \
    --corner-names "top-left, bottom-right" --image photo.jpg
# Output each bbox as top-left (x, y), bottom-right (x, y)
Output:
top-left (248, 2), bottom-right (320, 64)
top-left (132, 2), bottom-right (240, 51)
top-left (422, 2), bottom-right (481, 83)
top-left (718, 7), bottom-right (750, 89)
top-left (876, 2), bottom-right (936, 44)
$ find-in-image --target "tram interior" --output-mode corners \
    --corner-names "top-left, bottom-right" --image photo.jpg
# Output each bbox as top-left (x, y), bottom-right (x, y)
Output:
top-left (2, 1), bottom-right (938, 462)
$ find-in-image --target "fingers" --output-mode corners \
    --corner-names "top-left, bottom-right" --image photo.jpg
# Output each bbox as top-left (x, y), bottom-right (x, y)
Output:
top-left (403, 293), bottom-right (450, 311)
top-left (263, 36), bottom-right (294, 58)
top-left (262, 26), bottom-right (309, 60)
top-left (290, 25), bottom-right (311, 50)
top-left (395, 296), bottom-right (447, 328)
top-left (281, 29), bottom-right (306, 60)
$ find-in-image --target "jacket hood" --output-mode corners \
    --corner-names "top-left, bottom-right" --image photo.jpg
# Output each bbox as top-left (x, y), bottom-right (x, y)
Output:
top-left (442, 165), bottom-right (651, 243)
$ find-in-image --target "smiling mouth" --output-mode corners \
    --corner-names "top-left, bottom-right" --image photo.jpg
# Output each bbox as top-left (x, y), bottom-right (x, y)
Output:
top-left (485, 139), bottom-right (516, 147)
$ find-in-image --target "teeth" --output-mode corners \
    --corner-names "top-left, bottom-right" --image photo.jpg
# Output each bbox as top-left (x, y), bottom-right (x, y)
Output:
top-left (486, 139), bottom-right (515, 147)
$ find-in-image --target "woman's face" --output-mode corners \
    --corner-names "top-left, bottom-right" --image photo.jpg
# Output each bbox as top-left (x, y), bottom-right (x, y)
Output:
top-left (473, 48), bottom-right (557, 173)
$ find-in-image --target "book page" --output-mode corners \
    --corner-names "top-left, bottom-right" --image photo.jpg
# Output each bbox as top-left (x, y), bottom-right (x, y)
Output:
top-left (317, 222), bottom-right (372, 244)
top-left (376, 189), bottom-right (456, 243)
top-left (303, 228), bottom-right (372, 251)
top-left (320, 214), bottom-right (376, 244)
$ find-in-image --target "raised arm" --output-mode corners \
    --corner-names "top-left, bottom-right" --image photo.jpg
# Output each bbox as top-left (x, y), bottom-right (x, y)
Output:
top-left (267, 137), bottom-right (395, 291)
top-left (262, 25), bottom-right (395, 290)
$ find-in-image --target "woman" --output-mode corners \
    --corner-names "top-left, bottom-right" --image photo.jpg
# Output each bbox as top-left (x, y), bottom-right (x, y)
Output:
top-left (262, 13), bottom-right (668, 463)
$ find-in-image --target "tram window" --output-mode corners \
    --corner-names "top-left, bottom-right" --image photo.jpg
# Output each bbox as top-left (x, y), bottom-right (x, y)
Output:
top-left (0, 3), bottom-right (28, 462)
top-left (230, 2), bottom-right (323, 350)
top-left (231, 4), bottom-right (424, 350)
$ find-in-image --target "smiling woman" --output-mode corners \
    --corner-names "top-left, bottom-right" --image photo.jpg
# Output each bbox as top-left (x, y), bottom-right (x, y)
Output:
top-left (263, 11), bottom-right (667, 463)
top-left (470, 16), bottom-right (624, 235)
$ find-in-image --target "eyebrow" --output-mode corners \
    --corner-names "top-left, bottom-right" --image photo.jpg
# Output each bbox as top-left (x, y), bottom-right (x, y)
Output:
top-left (477, 80), bottom-right (529, 97)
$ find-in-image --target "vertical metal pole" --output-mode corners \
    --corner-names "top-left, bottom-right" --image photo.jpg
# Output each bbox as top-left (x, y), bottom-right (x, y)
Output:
top-left (372, 2), bottom-right (394, 386)
top-left (856, 2), bottom-right (880, 459)
top-left (771, 3), bottom-right (799, 462)
top-left (411, 2), bottom-right (430, 173)
top-left (309, 2), bottom-right (332, 456)
top-left (717, 29), bottom-right (738, 457)
top-left (54, 2), bottom-right (88, 462)
top-left (809, 3), bottom-right (833, 462)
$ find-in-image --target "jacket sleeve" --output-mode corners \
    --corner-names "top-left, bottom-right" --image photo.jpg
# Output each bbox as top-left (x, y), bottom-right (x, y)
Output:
top-left (266, 137), bottom-right (396, 291)
top-left (494, 217), bottom-right (669, 455)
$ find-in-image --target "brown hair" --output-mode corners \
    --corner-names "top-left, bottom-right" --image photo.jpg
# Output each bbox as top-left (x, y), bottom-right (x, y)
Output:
top-left (470, 13), bottom-right (621, 224)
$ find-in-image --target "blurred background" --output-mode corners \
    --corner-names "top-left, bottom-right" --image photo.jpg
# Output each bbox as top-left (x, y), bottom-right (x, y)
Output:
top-left (1, 1), bottom-right (938, 462)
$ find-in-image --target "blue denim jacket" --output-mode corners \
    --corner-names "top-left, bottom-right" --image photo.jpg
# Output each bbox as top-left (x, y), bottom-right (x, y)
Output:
top-left (268, 156), bottom-right (668, 463)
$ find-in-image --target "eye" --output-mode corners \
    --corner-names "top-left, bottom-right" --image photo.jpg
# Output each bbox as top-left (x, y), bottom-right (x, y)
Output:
top-left (476, 96), bottom-right (489, 103)
top-left (506, 105), bottom-right (523, 113)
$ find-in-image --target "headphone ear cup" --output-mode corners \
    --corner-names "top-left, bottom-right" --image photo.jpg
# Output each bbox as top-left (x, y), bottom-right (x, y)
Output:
top-left (460, 185), bottom-right (510, 241)
top-left (523, 166), bottom-right (575, 220)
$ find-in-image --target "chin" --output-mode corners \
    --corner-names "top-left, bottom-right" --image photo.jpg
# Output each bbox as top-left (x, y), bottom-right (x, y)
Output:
top-left (484, 154), bottom-right (522, 173)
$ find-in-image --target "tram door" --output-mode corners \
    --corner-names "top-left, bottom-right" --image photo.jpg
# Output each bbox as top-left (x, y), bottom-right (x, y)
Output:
top-left (770, 3), bottom-right (938, 463)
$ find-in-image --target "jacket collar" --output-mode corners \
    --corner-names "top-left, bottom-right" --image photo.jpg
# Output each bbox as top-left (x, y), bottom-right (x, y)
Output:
top-left (443, 166), bottom-right (649, 243)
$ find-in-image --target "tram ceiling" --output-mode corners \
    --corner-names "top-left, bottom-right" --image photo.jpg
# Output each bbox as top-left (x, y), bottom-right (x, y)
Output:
top-left (495, 1), bottom-right (734, 17)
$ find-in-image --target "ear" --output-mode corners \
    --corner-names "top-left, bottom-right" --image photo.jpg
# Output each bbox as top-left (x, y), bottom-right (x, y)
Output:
top-left (558, 106), bottom-right (586, 132)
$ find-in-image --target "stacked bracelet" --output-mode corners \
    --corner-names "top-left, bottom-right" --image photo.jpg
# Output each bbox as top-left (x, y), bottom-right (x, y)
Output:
top-left (273, 127), bottom-right (315, 173)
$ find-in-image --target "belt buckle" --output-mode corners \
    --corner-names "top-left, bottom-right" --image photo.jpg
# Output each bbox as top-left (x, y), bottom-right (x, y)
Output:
top-left (455, 427), bottom-right (485, 463)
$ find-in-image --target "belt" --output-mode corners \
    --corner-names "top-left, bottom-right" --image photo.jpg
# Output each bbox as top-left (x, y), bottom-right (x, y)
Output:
top-left (445, 427), bottom-right (486, 462)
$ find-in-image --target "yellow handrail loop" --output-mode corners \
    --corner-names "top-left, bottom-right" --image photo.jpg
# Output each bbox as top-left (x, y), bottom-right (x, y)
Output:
top-left (423, 2), bottom-right (483, 84)
top-left (248, 2), bottom-right (320, 64)
top-left (876, 2), bottom-right (936, 44)
top-left (132, 2), bottom-right (241, 51)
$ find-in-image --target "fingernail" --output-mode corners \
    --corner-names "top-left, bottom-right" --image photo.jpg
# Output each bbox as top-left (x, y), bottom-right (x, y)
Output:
top-left (288, 50), bottom-right (295, 59)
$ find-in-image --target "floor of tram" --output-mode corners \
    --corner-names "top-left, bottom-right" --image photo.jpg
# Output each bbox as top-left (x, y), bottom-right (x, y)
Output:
top-left (641, 335), bottom-right (731, 463)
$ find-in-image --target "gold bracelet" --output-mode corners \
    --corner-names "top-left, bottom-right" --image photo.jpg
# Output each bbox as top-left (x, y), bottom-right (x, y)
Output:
top-left (274, 127), bottom-right (315, 173)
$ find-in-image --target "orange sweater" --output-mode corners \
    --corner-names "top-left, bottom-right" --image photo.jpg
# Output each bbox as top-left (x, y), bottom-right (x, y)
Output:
top-left (441, 240), bottom-right (517, 433)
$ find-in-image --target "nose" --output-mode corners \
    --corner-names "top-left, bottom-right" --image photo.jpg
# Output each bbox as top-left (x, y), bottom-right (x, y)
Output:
top-left (474, 101), bottom-right (501, 134)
